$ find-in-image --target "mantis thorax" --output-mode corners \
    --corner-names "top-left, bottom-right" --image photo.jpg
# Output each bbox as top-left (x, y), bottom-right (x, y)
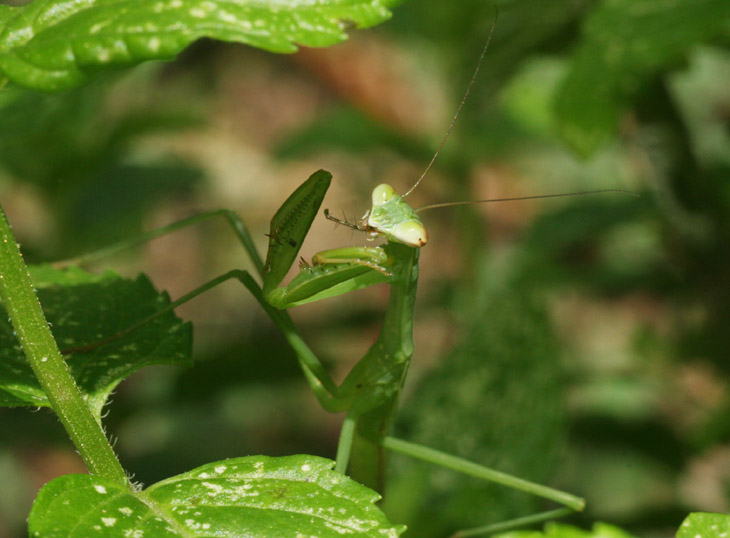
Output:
top-left (364, 184), bottom-right (428, 248)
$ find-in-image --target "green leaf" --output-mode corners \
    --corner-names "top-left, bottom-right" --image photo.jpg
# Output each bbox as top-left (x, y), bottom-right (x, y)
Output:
top-left (554, 0), bottom-right (730, 156)
top-left (28, 455), bottom-right (405, 537)
top-left (677, 512), bottom-right (730, 538)
top-left (0, 0), bottom-right (397, 92)
top-left (0, 6), bottom-right (11, 28)
top-left (0, 265), bottom-right (191, 419)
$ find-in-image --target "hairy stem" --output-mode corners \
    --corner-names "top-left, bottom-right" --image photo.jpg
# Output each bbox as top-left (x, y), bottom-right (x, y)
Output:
top-left (0, 206), bottom-right (128, 485)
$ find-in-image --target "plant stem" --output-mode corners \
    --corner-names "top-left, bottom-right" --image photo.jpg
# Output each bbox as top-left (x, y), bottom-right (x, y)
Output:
top-left (0, 205), bottom-right (128, 486)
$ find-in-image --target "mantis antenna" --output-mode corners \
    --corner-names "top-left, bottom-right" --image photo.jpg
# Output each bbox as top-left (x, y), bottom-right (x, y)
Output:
top-left (398, 7), bottom-right (638, 209)
top-left (415, 189), bottom-right (640, 213)
top-left (402, 9), bottom-right (498, 199)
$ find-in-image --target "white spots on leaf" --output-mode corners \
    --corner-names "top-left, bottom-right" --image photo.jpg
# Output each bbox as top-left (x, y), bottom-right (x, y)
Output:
top-left (201, 481), bottom-right (223, 495)
top-left (41, 356), bottom-right (47, 362)
top-left (190, 8), bottom-right (206, 18)
top-left (169, 0), bottom-right (182, 7)
top-left (4, 27), bottom-right (34, 47)
top-left (214, 465), bottom-right (226, 474)
top-left (94, 485), bottom-right (107, 494)
top-left (93, 525), bottom-right (102, 530)
top-left (101, 517), bottom-right (117, 527)
top-left (123, 530), bottom-right (143, 538)
top-left (219, 11), bottom-right (237, 24)
top-left (236, 19), bottom-right (252, 31)
top-left (301, 464), bottom-right (311, 472)
top-left (296, 19), bottom-right (315, 32)
top-left (184, 519), bottom-right (202, 530)
top-left (147, 37), bottom-right (161, 53)
top-left (118, 506), bottom-right (133, 515)
top-left (89, 22), bottom-right (110, 34)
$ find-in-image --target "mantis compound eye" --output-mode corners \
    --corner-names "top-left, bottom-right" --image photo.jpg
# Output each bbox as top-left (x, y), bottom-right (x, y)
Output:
top-left (392, 220), bottom-right (428, 248)
top-left (372, 184), bottom-right (397, 206)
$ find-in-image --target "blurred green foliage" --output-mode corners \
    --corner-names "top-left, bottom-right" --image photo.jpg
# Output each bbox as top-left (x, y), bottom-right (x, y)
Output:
top-left (0, 0), bottom-right (729, 537)
top-left (0, 80), bottom-right (204, 256)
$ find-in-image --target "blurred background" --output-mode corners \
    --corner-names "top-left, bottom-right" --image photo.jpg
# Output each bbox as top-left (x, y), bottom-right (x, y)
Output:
top-left (0, 0), bottom-right (729, 537)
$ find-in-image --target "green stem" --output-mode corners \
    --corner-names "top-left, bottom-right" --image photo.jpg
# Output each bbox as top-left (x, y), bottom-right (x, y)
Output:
top-left (451, 508), bottom-right (574, 537)
top-left (382, 436), bottom-right (585, 511)
top-left (0, 206), bottom-right (128, 486)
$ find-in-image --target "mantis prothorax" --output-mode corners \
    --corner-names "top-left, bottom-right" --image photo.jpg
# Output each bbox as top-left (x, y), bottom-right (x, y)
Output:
top-left (60, 22), bottom-right (637, 537)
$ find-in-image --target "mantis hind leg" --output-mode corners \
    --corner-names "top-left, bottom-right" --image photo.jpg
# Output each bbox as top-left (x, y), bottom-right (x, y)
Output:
top-left (335, 412), bottom-right (358, 474)
top-left (448, 508), bottom-right (574, 538)
top-left (381, 436), bottom-right (585, 537)
top-left (56, 209), bottom-right (265, 276)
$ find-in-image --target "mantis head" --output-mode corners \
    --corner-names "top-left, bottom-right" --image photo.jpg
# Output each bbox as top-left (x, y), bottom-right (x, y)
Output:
top-left (363, 184), bottom-right (428, 248)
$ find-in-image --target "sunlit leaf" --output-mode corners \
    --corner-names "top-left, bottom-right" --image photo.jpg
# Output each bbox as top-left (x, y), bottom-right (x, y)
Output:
top-left (0, 265), bottom-right (191, 419)
top-left (28, 455), bottom-right (405, 537)
top-left (677, 512), bottom-right (730, 538)
top-left (0, 0), bottom-right (398, 91)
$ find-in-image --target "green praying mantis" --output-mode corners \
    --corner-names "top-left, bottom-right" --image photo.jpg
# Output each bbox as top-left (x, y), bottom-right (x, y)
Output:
top-left (61, 26), bottom-right (636, 538)
top-left (70, 167), bottom-right (593, 537)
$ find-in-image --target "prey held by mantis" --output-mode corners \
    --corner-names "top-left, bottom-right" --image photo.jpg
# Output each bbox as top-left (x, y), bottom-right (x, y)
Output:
top-left (64, 27), bottom-right (633, 538)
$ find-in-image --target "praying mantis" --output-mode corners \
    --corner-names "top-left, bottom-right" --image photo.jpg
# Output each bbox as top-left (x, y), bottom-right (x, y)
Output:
top-left (60, 24), bottom-right (636, 538)
top-left (71, 167), bottom-right (592, 537)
